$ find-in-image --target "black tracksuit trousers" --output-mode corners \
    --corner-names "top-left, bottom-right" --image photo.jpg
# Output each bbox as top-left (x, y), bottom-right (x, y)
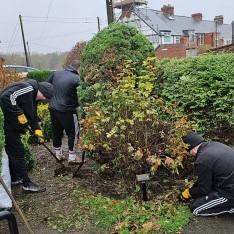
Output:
top-left (50, 109), bottom-right (79, 151)
top-left (4, 128), bottom-right (30, 183)
top-left (191, 192), bottom-right (234, 216)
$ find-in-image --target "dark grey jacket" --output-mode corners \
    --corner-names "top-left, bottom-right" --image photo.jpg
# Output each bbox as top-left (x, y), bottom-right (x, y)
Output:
top-left (48, 66), bottom-right (79, 112)
top-left (190, 141), bottom-right (234, 199)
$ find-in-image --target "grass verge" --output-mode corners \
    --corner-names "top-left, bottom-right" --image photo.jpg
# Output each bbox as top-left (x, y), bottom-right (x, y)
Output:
top-left (48, 187), bottom-right (191, 233)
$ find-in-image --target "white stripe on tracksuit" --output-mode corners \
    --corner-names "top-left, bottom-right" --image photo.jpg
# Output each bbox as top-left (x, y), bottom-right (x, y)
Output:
top-left (10, 86), bottom-right (33, 105)
top-left (197, 207), bottom-right (234, 217)
top-left (73, 113), bottom-right (79, 146)
top-left (193, 197), bottom-right (228, 216)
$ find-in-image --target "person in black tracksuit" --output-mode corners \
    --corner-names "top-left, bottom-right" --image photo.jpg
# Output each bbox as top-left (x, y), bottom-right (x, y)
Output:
top-left (48, 60), bottom-right (80, 163)
top-left (0, 79), bottom-right (54, 193)
top-left (180, 132), bottom-right (234, 216)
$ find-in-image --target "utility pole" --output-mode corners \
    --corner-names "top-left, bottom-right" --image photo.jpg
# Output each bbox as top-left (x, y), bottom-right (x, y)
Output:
top-left (19, 14), bottom-right (30, 66)
top-left (106, 0), bottom-right (114, 25)
top-left (232, 21), bottom-right (234, 44)
top-left (26, 41), bottom-right (32, 67)
top-left (97, 16), bottom-right (101, 32)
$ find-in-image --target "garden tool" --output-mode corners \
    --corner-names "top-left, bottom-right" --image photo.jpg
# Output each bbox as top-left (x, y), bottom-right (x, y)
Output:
top-left (0, 176), bottom-right (34, 234)
top-left (72, 150), bottom-right (86, 177)
top-left (27, 127), bottom-right (69, 176)
top-left (40, 142), bottom-right (69, 176)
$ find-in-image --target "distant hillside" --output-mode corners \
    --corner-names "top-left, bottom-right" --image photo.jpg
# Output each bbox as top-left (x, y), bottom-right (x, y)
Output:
top-left (1, 52), bottom-right (68, 70)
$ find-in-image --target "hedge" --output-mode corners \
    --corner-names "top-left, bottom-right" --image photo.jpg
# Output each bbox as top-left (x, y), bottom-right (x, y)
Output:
top-left (156, 53), bottom-right (234, 142)
top-left (80, 23), bottom-right (154, 84)
top-left (27, 70), bottom-right (53, 82)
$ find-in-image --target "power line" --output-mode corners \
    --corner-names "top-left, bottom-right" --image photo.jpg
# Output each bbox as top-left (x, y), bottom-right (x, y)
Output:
top-left (23, 15), bottom-right (100, 21)
top-left (29, 28), bottom-right (98, 41)
top-left (23, 19), bottom-right (97, 24)
top-left (6, 21), bottom-right (20, 54)
top-left (39, 0), bottom-right (54, 39)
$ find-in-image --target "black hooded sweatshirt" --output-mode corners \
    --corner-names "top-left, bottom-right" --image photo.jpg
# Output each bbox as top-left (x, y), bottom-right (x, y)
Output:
top-left (0, 79), bottom-right (40, 131)
top-left (48, 66), bottom-right (80, 112)
top-left (190, 141), bottom-right (234, 199)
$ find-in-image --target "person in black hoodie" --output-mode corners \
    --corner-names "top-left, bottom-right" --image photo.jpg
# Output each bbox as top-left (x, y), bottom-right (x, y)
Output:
top-left (180, 132), bottom-right (234, 216)
top-left (48, 60), bottom-right (80, 164)
top-left (0, 79), bottom-right (54, 193)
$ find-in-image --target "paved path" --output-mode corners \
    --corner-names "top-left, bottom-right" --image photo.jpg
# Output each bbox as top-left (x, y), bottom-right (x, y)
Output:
top-left (182, 216), bottom-right (234, 234)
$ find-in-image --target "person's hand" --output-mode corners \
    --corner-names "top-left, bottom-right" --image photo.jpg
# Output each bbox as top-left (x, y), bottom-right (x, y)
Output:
top-left (17, 114), bottom-right (28, 125)
top-left (34, 129), bottom-right (45, 144)
top-left (178, 188), bottom-right (191, 202)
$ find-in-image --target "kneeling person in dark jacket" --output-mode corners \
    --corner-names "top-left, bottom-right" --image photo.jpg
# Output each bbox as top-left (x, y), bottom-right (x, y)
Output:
top-left (180, 132), bottom-right (234, 216)
top-left (0, 79), bottom-right (54, 193)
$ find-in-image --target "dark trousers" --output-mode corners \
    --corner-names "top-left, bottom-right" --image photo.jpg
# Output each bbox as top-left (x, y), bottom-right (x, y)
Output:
top-left (191, 192), bottom-right (234, 216)
top-left (4, 128), bottom-right (30, 183)
top-left (50, 109), bottom-right (79, 151)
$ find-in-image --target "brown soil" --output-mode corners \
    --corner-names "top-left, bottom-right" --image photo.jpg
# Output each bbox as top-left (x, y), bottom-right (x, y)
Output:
top-left (0, 141), bottom-right (186, 234)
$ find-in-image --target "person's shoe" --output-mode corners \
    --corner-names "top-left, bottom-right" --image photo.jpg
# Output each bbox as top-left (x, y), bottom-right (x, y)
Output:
top-left (11, 179), bottom-right (23, 186)
top-left (55, 147), bottom-right (65, 161)
top-left (22, 181), bottom-right (46, 193)
top-left (68, 151), bottom-right (82, 164)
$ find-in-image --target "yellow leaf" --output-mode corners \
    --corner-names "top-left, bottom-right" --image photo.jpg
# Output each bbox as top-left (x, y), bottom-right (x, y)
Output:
top-left (134, 149), bottom-right (144, 160)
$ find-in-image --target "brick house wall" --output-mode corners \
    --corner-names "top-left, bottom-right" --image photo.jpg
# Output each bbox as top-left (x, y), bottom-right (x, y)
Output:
top-left (156, 44), bottom-right (187, 59)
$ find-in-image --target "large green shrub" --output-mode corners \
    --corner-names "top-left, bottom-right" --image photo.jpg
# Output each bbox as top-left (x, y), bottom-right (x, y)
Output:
top-left (80, 23), bottom-right (154, 84)
top-left (27, 70), bottom-right (53, 82)
top-left (157, 53), bottom-right (234, 142)
top-left (22, 133), bottom-right (36, 171)
top-left (37, 104), bottom-right (52, 141)
top-left (80, 59), bottom-right (192, 185)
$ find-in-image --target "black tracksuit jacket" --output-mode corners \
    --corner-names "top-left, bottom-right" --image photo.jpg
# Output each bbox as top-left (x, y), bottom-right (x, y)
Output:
top-left (48, 66), bottom-right (80, 112)
top-left (0, 79), bottom-right (40, 132)
top-left (190, 141), bottom-right (234, 199)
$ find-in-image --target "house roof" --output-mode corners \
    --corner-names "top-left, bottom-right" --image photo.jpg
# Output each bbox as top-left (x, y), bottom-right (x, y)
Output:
top-left (133, 8), bottom-right (232, 40)
top-left (210, 43), bottom-right (234, 52)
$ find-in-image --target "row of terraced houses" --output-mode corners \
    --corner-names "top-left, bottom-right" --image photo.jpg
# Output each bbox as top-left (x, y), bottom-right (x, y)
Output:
top-left (113, 0), bottom-right (234, 58)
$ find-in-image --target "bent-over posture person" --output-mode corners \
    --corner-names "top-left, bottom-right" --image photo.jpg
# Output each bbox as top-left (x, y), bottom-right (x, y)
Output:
top-left (0, 79), bottom-right (54, 193)
top-left (180, 132), bottom-right (234, 216)
top-left (48, 60), bottom-right (80, 164)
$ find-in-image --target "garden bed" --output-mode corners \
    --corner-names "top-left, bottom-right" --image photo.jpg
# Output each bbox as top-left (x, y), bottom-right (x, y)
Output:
top-left (0, 141), bottom-right (191, 233)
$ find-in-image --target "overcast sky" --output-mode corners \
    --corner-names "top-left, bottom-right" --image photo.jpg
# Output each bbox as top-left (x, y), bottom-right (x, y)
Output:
top-left (0, 0), bottom-right (233, 54)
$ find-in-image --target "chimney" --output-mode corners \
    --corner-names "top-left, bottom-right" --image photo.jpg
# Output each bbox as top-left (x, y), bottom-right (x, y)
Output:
top-left (192, 13), bottom-right (202, 22)
top-left (214, 15), bottom-right (224, 25)
top-left (161, 4), bottom-right (174, 17)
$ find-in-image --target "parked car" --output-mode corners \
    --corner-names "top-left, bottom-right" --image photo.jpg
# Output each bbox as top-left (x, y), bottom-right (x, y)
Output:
top-left (3, 65), bottom-right (39, 78)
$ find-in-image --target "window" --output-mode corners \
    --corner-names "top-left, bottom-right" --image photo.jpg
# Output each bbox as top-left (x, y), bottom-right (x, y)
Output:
top-left (163, 35), bottom-right (172, 44)
top-left (196, 33), bottom-right (205, 45)
top-left (175, 36), bottom-right (180, 44)
top-left (160, 31), bottom-right (172, 44)
top-left (161, 31), bottom-right (172, 44)
top-left (189, 32), bottom-right (195, 42)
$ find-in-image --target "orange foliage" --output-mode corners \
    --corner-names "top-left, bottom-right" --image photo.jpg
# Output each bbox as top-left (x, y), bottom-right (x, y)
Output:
top-left (0, 65), bottom-right (23, 89)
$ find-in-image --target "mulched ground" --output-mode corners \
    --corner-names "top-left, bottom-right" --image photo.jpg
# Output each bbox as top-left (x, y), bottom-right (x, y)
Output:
top-left (0, 141), bottom-right (188, 233)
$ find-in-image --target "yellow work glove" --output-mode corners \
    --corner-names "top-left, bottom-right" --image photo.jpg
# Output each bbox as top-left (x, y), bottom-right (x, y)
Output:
top-left (179, 188), bottom-right (191, 202)
top-left (17, 114), bottom-right (28, 125)
top-left (34, 129), bottom-right (45, 144)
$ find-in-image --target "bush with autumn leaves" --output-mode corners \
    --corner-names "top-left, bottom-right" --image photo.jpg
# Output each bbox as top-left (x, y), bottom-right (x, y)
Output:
top-left (79, 58), bottom-right (192, 183)
top-left (78, 23), bottom-right (193, 183)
